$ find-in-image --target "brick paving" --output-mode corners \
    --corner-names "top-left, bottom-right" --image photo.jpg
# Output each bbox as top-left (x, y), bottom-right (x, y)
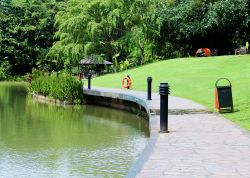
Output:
top-left (83, 87), bottom-right (250, 178)
top-left (136, 114), bottom-right (250, 178)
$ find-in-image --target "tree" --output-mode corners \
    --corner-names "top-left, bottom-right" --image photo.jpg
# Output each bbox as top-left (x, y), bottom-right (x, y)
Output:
top-left (125, 0), bottom-right (162, 64)
top-left (48, 0), bottom-right (165, 71)
top-left (48, 0), bottom-right (126, 68)
top-left (158, 0), bottom-right (249, 56)
top-left (0, 0), bottom-right (65, 75)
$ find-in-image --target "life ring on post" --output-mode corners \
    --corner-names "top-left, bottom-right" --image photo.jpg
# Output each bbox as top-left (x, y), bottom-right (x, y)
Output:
top-left (122, 76), bottom-right (132, 89)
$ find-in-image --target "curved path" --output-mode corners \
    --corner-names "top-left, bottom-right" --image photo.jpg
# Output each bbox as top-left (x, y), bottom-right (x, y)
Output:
top-left (83, 87), bottom-right (250, 178)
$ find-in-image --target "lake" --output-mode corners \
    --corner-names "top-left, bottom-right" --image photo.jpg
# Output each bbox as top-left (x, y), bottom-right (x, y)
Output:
top-left (0, 83), bottom-right (149, 177)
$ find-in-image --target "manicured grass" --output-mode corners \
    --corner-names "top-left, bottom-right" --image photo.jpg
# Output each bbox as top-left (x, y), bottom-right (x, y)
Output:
top-left (92, 55), bottom-right (250, 131)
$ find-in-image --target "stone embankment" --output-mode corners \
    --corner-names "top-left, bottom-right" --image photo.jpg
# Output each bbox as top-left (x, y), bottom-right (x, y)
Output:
top-left (33, 93), bottom-right (75, 105)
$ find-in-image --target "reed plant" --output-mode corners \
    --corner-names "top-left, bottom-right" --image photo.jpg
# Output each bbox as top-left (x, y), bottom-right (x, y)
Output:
top-left (29, 72), bottom-right (83, 104)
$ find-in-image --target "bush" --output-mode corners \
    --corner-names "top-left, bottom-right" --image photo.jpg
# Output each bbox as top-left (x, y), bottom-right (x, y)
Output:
top-left (0, 61), bottom-right (10, 81)
top-left (29, 72), bottom-right (84, 104)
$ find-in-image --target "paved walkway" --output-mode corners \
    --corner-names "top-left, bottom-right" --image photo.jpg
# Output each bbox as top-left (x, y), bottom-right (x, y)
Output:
top-left (135, 114), bottom-right (250, 178)
top-left (83, 87), bottom-right (250, 178)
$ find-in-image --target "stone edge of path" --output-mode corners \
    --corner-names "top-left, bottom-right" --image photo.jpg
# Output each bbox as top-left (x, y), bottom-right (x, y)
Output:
top-left (83, 87), bottom-right (210, 115)
top-left (83, 88), bottom-right (150, 114)
top-left (125, 115), bottom-right (160, 178)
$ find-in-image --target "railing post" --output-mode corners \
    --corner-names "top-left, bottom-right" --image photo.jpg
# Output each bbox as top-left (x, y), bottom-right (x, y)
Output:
top-left (147, 77), bottom-right (152, 100)
top-left (88, 73), bottom-right (92, 89)
top-left (159, 83), bottom-right (170, 133)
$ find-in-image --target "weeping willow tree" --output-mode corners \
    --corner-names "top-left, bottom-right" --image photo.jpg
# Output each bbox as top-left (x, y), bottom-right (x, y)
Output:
top-left (47, 0), bottom-right (127, 70)
top-left (47, 0), bottom-right (165, 71)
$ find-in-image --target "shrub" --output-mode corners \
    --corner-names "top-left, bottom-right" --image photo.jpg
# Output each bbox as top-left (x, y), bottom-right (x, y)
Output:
top-left (0, 61), bottom-right (10, 81)
top-left (29, 72), bottom-right (84, 104)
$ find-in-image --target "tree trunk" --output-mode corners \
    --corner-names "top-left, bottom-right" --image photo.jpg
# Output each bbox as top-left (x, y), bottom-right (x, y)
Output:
top-left (139, 42), bottom-right (145, 65)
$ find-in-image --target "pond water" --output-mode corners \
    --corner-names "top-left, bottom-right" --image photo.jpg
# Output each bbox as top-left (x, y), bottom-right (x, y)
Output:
top-left (0, 83), bottom-right (149, 177)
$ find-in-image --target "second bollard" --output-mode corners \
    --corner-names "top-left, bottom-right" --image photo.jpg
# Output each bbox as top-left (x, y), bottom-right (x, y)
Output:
top-left (159, 83), bottom-right (170, 133)
top-left (147, 77), bottom-right (152, 100)
top-left (88, 73), bottom-right (92, 89)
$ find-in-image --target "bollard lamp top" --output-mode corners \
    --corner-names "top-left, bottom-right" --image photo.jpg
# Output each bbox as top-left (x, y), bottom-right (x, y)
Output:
top-left (147, 76), bottom-right (152, 82)
top-left (159, 83), bottom-right (170, 95)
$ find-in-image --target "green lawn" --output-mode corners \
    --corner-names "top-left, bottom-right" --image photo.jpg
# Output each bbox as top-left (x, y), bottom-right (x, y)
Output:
top-left (92, 55), bottom-right (250, 131)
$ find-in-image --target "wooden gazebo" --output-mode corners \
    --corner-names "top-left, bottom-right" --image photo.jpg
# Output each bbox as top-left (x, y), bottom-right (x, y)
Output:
top-left (78, 55), bottom-right (113, 78)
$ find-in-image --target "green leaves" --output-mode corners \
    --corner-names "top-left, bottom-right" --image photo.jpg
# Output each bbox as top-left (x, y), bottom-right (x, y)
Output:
top-left (0, 61), bottom-right (11, 81)
top-left (49, 0), bottom-right (165, 70)
top-left (1, 0), bottom-right (249, 77)
top-left (49, 0), bottom-right (127, 67)
top-left (158, 0), bottom-right (249, 56)
top-left (29, 72), bottom-right (84, 103)
top-left (0, 0), bottom-right (63, 75)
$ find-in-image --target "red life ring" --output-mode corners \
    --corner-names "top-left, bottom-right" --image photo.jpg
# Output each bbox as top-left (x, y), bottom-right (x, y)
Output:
top-left (122, 77), bottom-right (132, 89)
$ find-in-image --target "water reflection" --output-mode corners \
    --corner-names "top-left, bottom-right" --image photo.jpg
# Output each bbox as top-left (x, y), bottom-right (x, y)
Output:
top-left (0, 83), bottom-right (149, 177)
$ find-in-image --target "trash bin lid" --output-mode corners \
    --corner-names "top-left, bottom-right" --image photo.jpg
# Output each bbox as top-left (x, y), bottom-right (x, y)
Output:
top-left (215, 78), bottom-right (231, 88)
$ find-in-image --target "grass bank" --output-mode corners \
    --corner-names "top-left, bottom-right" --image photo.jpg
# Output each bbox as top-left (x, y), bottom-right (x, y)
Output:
top-left (92, 55), bottom-right (250, 130)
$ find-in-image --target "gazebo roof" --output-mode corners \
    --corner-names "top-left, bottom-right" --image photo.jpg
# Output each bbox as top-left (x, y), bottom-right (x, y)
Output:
top-left (79, 55), bottom-right (113, 65)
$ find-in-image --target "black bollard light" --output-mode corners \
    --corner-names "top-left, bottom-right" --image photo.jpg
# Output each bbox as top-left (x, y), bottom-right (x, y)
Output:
top-left (159, 83), bottom-right (170, 133)
top-left (88, 73), bottom-right (92, 89)
top-left (147, 77), bottom-right (152, 100)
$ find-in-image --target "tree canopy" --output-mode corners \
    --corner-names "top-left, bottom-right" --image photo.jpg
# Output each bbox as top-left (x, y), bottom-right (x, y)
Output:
top-left (0, 0), bottom-right (249, 76)
top-left (49, 0), bottom-right (250, 71)
top-left (0, 0), bottom-right (64, 75)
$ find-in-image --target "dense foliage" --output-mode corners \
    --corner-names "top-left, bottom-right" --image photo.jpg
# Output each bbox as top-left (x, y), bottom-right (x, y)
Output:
top-left (0, 61), bottom-right (10, 80)
top-left (1, 0), bottom-right (249, 75)
top-left (158, 0), bottom-right (249, 56)
top-left (49, 0), bottom-right (250, 71)
top-left (0, 0), bottom-right (64, 75)
top-left (29, 72), bottom-right (84, 104)
top-left (48, 0), bottom-right (163, 71)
